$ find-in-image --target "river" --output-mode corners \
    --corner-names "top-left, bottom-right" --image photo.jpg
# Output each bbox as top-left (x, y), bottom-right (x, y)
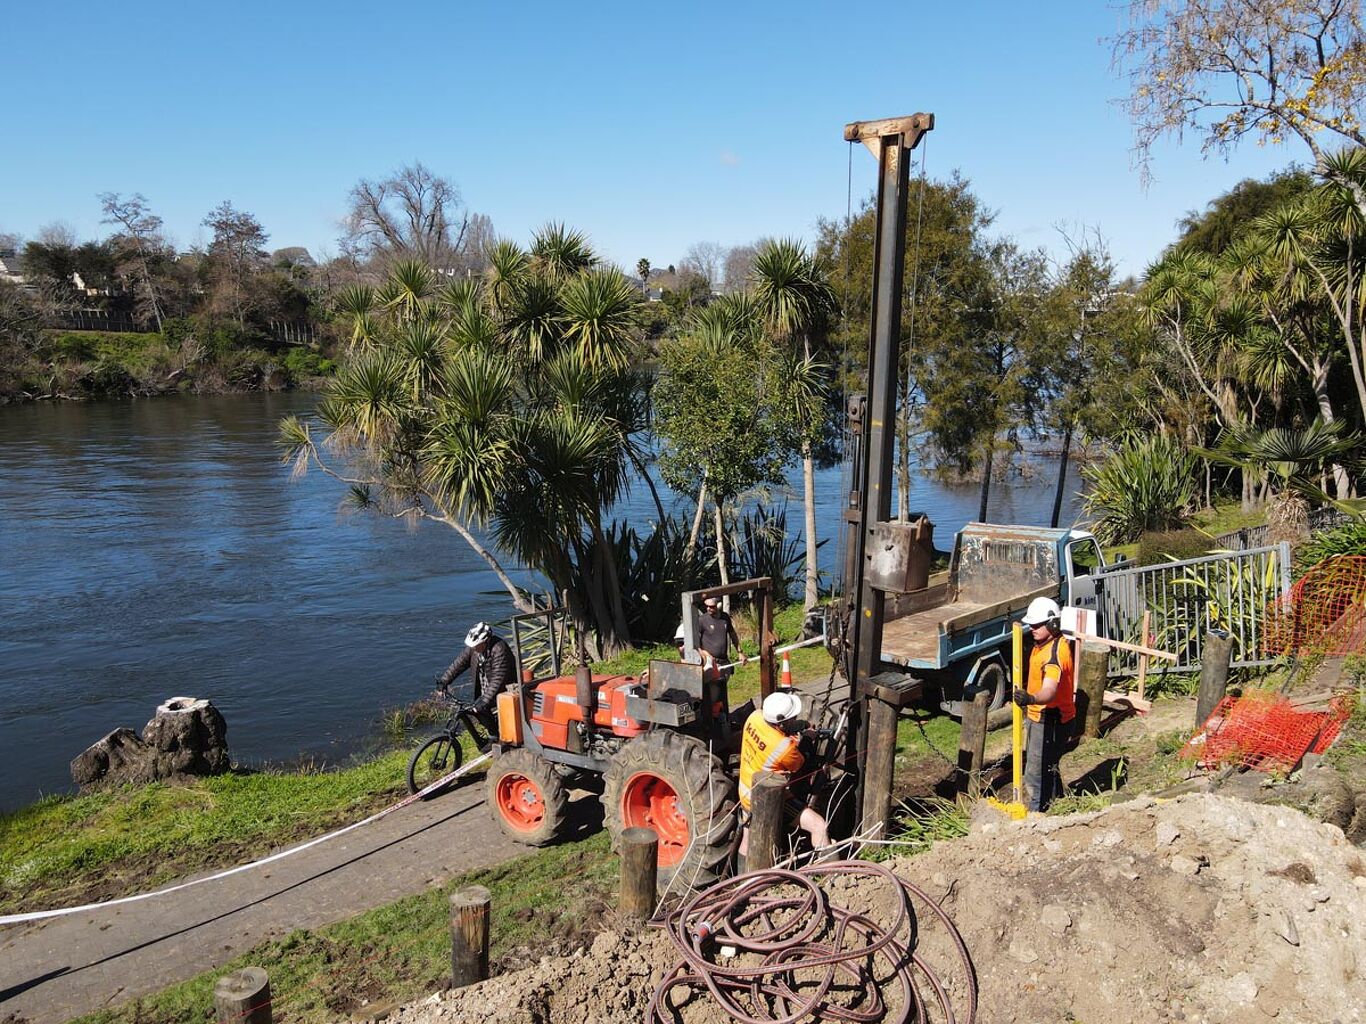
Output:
top-left (0, 393), bottom-right (1084, 811)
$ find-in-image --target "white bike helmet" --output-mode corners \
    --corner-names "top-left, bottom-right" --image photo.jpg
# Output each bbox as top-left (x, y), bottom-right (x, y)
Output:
top-left (762, 690), bottom-right (802, 725)
top-left (1021, 597), bottom-right (1062, 628)
top-left (465, 621), bottom-right (492, 648)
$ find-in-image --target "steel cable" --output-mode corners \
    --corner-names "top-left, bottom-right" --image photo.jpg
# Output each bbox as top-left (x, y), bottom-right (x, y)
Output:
top-left (647, 859), bottom-right (976, 1024)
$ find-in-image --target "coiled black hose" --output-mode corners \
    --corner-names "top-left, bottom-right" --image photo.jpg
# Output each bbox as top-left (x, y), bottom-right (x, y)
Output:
top-left (647, 859), bottom-right (976, 1024)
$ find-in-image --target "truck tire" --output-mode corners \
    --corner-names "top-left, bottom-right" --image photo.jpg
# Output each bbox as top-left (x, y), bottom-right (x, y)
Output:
top-left (603, 731), bottom-right (737, 892)
top-left (978, 662), bottom-right (1009, 713)
top-left (486, 748), bottom-right (568, 846)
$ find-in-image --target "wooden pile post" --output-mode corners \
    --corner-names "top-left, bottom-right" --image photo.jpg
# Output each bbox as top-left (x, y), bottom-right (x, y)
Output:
top-left (1076, 642), bottom-right (1109, 739)
top-left (1196, 630), bottom-right (1234, 728)
top-left (956, 687), bottom-right (990, 797)
top-left (449, 886), bottom-right (491, 988)
top-left (746, 772), bottom-right (786, 871)
top-left (214, 967), bottom-right (272, 1024)
top-left (618, 827), bottom-right (658, 920)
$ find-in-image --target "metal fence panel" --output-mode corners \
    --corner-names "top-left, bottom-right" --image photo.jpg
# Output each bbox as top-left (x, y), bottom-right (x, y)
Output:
top-left (1096, 543), bottom-right (1291, 677)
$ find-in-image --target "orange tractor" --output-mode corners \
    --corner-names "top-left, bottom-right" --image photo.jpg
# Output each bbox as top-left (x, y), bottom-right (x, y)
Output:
top-left (482, 580), bottom-right (778, 890)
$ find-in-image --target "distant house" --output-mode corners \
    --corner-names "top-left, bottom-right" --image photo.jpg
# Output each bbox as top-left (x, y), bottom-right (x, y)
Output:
top-left (0, 249), bottom-right (24, 284)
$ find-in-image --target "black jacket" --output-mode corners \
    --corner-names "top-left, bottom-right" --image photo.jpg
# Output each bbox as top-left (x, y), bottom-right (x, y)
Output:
top-left (440, 635), bottom-right (515, 713)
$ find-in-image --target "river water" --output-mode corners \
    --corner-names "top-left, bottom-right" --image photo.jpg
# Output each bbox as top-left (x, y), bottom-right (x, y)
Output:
top-left (0, 393), bottom-right (1084, 811)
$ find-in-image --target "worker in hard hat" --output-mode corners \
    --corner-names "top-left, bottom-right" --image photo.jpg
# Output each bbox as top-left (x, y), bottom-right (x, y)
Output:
top-left (1012, 597), bottom-right (1076, 811)
top-left (737, 690), bottom-right (832, 862)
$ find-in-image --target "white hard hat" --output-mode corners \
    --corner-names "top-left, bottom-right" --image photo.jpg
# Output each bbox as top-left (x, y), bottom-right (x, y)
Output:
top-left (674, 623), bottom-right (686, 642)
top-left (762, 690), bottom-right (802, 725)
top-left (465, 621), bottom-right (492, 647)
top-left (1022, 597), bottom-right (1062, 627)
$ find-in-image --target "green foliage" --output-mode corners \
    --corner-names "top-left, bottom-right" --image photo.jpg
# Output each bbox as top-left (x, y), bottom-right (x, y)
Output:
top-left (653, 323), bottom-right (793, 503)
top-left (289, 231), bottom-right (648, 655)
top-left (1175, 167), bottom-right (1315, 256)
top-left (729, 504), bottom-right (810, 602)
top-left (1082, 434), bottom-right (1198, 544)
top-left (1137, 528), bottom-right (1217, 565)
top-left (1295, 517), bottom-right (1366, 571)
top-left (281, 347), bottom-right (335, 380)
top-left (869, 797), bottom-right (968, 861)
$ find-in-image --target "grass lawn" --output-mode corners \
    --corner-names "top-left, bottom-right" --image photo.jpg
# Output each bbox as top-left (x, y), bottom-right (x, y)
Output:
top-left (69, 833), bottom-right (619, 1024)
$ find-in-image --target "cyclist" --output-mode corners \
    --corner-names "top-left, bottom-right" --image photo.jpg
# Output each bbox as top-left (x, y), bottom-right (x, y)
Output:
top-left (437, 621), bottom-right (515, 734)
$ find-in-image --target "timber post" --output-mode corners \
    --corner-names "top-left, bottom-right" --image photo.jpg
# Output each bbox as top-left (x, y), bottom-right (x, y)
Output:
top-left (619, 827), bottom-right (658, 920)
top-left (747, 772), bottom-right (786, 871)
top-left (1196, 630), bottom-right (1234, 728)
top-left (214, 967), bottom-right (271, 1024)
top-left (449, 885), bottom-right (491, 988)
top-left (1077, 642), bottom-right (1109, 739)
top-left (860, 690), bottom-right (901, 839)
top-left (956, 686), bottom-right (990, 797)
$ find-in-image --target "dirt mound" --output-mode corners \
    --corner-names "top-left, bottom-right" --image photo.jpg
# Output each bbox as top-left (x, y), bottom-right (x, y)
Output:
top-left (386, 794), bottom-right (1366, 1024)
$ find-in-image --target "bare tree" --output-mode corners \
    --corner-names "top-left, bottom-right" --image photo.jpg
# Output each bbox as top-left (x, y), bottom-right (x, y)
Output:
top-left (341, 162), bottom-right (472, 271)
top-left (204, 201), bottom-right (269, 327)
top-left (722, 243), bottom-right (758, 293)
top-left (1113, 0), bottom-right (1366, 211)
top-left (99, 192), bottom-right (169, 330)
top-left (461, 212), bottom-right (496, 276)
top-left (680, 241), bottom-right (725, 288)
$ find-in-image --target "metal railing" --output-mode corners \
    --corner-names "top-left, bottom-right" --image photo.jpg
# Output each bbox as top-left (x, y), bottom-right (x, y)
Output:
top-left (1096, 543), bottom-right (1292, 677)
top-left (1212, 506), bottom-right (1352, 550)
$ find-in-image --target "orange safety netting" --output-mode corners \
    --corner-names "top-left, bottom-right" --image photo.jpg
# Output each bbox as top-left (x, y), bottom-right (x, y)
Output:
top-left (1263, 555), bottom-right (1366, 657)
top-left (1180, 692), bottom-right (1353, 774)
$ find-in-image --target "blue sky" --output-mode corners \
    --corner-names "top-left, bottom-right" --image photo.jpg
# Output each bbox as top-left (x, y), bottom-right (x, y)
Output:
top-left (2, 1), bottom-right (1298, 279)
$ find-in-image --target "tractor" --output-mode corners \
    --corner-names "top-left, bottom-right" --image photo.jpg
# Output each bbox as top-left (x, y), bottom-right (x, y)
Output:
top-left (482, 579), bottom-right (779, 891)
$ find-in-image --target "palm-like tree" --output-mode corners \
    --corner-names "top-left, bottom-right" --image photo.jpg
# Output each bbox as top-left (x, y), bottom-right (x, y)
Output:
top-left (1198, 420), bottom-right (1364, 537)
top-left (281, 231), bottom-right (646, 655)
top-left (750, 239), bottom-right (836, 612)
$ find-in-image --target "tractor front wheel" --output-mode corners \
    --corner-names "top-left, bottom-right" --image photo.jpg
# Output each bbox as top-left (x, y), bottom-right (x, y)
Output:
top-left (486, 748), bottom-right (568, 846)
top-left (603, 731), bottom-right (737, 892)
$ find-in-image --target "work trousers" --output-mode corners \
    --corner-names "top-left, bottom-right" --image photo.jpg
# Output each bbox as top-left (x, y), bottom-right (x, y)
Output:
top-left (1024, 708), bottom-right (1068, 812)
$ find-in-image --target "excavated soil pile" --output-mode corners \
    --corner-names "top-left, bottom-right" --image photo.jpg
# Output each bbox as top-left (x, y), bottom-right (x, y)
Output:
top-left (388, 794), bottom-right (1366, 1024)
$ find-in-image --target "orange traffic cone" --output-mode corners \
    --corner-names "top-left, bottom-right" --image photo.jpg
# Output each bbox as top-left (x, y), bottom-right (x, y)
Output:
top-left (781, 652), bottom-right (793, 688)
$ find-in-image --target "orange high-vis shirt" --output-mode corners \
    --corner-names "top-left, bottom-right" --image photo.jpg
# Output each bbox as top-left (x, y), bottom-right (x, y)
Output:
top-left (738, 710), bottom-right (805, 810)
top-left (1026, 635), bottom-right (1076, 723)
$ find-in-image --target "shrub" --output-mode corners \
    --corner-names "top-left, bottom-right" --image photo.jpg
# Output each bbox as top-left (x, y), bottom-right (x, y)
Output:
top-left (1137, 528), bottom-right (1217, 565)
top-left (1295, 517), bottom-right (1366, 573)
top-left (1082, 434), bottom-right (1197, 545)
top-left (282, 348), bottom-right (336, 381)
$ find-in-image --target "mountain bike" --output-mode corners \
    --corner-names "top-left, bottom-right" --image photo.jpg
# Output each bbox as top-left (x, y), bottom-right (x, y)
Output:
top-left (406, 695), bottom-right (493, 798)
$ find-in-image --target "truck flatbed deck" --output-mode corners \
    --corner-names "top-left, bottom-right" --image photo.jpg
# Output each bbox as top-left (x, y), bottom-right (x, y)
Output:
top-left (881, 599), bottom-right (995, 666)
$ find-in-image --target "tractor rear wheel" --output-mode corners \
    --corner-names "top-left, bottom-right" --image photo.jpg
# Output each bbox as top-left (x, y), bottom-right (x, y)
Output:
top-left (603, 731), bottom-right (737, 892)
top-left (486, 748), bottom-right (568, 846)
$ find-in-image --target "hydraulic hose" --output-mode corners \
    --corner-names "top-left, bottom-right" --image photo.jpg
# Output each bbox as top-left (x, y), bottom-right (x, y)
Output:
top-left (647, 859), bottom-right (976, 1024)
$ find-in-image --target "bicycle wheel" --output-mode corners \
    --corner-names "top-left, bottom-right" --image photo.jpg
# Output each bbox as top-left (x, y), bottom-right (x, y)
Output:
top-left (407, 733), bottom-right (465, 797)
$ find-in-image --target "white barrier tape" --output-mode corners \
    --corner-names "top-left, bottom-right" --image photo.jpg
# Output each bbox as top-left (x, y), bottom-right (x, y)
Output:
top-left (0, 751), bottom-right (492, 926)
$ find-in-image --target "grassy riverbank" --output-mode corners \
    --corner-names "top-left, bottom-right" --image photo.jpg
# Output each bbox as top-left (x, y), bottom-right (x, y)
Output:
top-left (0, 606), bottom-right (820, 915)
top-left (1, 328), bottom-right (335, 402)
top-left (0, 749), bottom-right (414, 914)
